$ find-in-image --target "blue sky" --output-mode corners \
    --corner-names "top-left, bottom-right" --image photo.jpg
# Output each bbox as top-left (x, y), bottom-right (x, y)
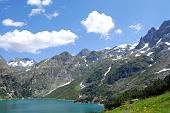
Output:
top-left (0, 0), bottom-right (170, 61)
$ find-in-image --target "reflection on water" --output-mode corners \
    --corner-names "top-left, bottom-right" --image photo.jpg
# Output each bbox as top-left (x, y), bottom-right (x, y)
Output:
top-left (0, 99), bottom-right (104, 113)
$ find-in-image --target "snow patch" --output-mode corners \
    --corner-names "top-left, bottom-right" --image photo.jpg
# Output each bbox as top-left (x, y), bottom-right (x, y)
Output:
top-left (141, 70), bottom-right (146, 73)
top-left (44, 80), bottom-right (73, 96)
top-left (156, 38), bottom-right (162, 45)
top-left (114, 44), bottom-right (128, 50)
top-left (130, 51), bottom-right (134, 55)
top-left (150, 58), bottom-right (154, 61)
top-left (58, 81), bottom-right (72, 88)
top-left (8, 62), bottom-right (18, 67)
top-left (44, 59), bottom-right (49, 63)
top-left (100, 66), bottom-right (112, 85)
top-left (155, 68), bottom-right (170, 74)
top-left (130, 43), bottom-right (138, 50)
top-left (165, 42), bottom-right (170, 46)
top-left (139, 43), bottom-right (149, 51)
top-left (8, 60), bottom-right (34, 67)
top-left (21, 60), bottom-right (34, 67)
top-left (82, 56), bottom-right (88, 66)
top-left (147, 52), bottom-right (154, 56)
top-left (26, 68), bottom-right (31, 72)
top-left (135, 53), bottom-right (141, 57)
top-left (140, 51), bottom-right (146, 54)
top-left (104, 66), bottom-right (111, 76)
top-left (148, 64), bottom-right (152, 67)
top-left (112, 56), bottom-right (122, 61)
top-left (80, 82), bottom-right (86, 89)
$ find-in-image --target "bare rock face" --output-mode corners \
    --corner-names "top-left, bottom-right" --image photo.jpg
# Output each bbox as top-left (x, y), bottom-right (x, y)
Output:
top-left (77, 49), bottom-right (90, 57)
top-left (136, 20), bottom-right (170, 50)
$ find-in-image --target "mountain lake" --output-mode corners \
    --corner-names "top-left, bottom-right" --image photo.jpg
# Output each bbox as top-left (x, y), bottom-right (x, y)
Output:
top-left (0, 99), bottom-right (104, 113)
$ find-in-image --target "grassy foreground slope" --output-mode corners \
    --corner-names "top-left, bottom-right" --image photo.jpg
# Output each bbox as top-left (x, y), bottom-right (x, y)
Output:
top-left (103, 91), bottom-right (170, 113)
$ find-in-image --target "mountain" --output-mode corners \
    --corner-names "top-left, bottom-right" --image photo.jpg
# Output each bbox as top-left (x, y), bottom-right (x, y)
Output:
top-left (17, 51), bottom-right (92, 97)
top-left (0, 55), bottom-right (11, 74)
top-left (8, 58), bottom-right (35, 68)
top-left (136, 20), bottom-right (170, 50)
top-left (77, 49), bottom-right (90, 57)
top-left (1, 20), bottom-right (170, 100)
top-left (46, 20), bottom-right (170, 102)
top-left (0, 56), bottom-right (31, 99)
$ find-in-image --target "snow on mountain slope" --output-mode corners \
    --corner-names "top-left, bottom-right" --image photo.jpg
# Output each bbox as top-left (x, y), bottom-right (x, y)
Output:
top-left (165, 42), bottom-right (170, 46)
top-left (113, 44), bottom-right (128, 50)
top-left (43, 80), bottom-right (73, 96)
top-left (147, 52), bottom-right (154, 56)
top-left (139, 43), bottom-right (149, 51)
top-left (80, 81), bottom-right (86, 89)
top-left (8, 58), bottom-right (35, 67)
top-left (100, 66), bottom-right (112, 85)
top-left (156, 38), bottom-right (162, 45)
top-left (155, 68), bottom-right (170, 74)
top-left (104, 66), bottom-right (112, 76)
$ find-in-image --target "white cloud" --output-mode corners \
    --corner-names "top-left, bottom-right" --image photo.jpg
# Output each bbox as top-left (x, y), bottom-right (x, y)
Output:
top-left (45, 11), bottom-right (59, 20)
top-left (29, 7), bottom-right (45, 17)
top-left (27, 0), bottom-right (52, 6)
top-left (129, 23), bottom-right (143, 31)
top-left (27, 0), bottom-right (52, 17)
top-left (81, 11), bottom-right (114, 37)
top-left (27, 0), bottom-right (41, 6)
top-left (0, 29), bottom-right (78, 53)
top-left (115, 28), bottom-right (122, 35)
top-left (2, 19), bottom-right (27, 27)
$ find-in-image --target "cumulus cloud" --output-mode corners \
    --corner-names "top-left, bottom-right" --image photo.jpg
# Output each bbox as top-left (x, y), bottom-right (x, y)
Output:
top-left (2, 19), bottom-right (27, 27)
top-left (115, 28), bottom-right (122, 35)
top-left (129, 23), bottom-right (143, 31)
top-left (45, 11), bottom-right (59, 20)
top-left (81, 11), bottom-right (114, 37)
top-left (0, 29), bottom-right (78, 53)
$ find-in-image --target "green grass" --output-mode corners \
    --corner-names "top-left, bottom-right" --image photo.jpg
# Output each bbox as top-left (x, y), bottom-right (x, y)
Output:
top-left (103, 91), bottom-right (170, 113)
top-left (45, 77), bottom-right (83, 100)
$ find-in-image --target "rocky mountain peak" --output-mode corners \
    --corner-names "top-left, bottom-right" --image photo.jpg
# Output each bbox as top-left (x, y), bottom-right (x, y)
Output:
top-left (77, 48), bottom-right (90, 57)
top-left (51, 51), bottom-right (73, 62)
top-left (59, 51), bottom-right (72, 56)
top-left (159, 20), bottom-right (170, 30)
top-left (135, 20), bottom-right (170, 50)
top-left (148, 27), bottom-right (156, 34)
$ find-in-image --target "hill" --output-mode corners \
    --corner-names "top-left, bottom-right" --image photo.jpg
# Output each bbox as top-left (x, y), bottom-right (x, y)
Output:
top-left (103, 91), bottom-right (170, 113)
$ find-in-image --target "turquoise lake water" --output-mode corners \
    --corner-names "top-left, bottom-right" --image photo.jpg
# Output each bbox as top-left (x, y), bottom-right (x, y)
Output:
top-left (0, 99), bottom-right (104, 113)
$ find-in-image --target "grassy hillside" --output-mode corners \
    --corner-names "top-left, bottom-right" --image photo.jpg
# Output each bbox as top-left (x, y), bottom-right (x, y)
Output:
top-left (103, 91), bottom-right (170, 113)
top-left (45, 77), bottom-right (83, 100)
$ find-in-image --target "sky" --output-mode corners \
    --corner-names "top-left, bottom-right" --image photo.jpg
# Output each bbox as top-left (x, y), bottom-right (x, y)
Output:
top-left (0, 0), bottom-right (170, 61)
